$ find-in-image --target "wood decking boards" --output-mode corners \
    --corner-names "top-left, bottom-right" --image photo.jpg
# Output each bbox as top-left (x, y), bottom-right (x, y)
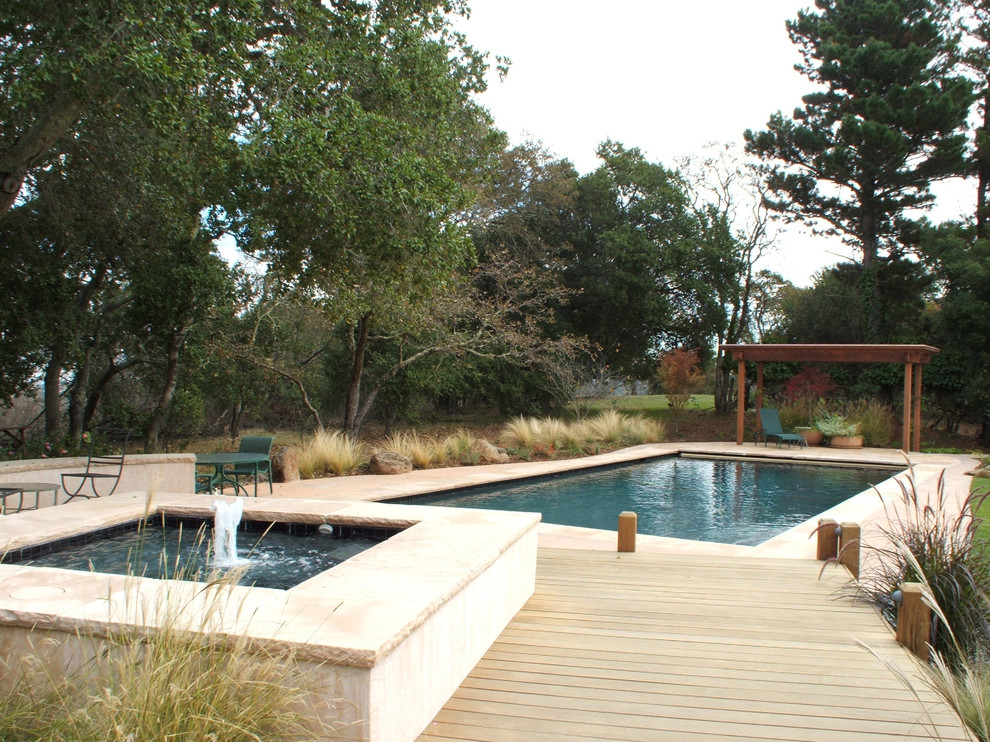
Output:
top-left (417, 548), bottom-right (969, 742)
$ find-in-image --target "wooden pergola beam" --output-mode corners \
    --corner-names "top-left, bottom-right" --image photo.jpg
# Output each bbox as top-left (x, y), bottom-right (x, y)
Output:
top-left (720, 344), bottom-right (940, 452)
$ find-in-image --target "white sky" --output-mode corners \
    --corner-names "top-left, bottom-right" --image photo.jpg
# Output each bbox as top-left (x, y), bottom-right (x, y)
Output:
top-left (458, 0), bottom-right (976, 287)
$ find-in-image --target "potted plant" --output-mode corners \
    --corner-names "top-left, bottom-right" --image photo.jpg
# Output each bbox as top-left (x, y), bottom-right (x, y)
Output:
top-left (814, 412), bottom-right (863, 449)
top-left (793, 426), bottom-right (824, 446)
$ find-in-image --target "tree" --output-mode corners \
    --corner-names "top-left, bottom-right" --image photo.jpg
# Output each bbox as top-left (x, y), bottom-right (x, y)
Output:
top-left (745, 0), bottom-right (973, 341)
top-left (560, 141), bottom-right (704, 378)
top-left (918, 222), bottom-right (990, 431)
top-left (657, 348), bottom-right (705, 410)
top-left (0, 0), bottom-right (262, 217)
top-left (679, 144), bottom-right (781, 414)
top-left (956, 0), bottom-right (990, 234)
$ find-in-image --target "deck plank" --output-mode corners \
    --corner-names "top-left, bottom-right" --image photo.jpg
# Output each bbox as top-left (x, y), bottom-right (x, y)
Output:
top-left (416, 549), bottom-right (969, 742)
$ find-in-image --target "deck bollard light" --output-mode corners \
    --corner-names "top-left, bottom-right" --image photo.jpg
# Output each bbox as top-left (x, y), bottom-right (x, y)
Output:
top-left (618, 511), bottom-right (637, 553)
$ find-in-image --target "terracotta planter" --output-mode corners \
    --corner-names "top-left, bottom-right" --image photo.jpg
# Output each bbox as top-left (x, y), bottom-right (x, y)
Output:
top-left (797, 428), bottom-right (824, 446)
top-left (828, 435), bottom-right (864, 449)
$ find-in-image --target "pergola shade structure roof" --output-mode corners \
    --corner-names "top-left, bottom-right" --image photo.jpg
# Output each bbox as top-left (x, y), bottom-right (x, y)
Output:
top-left (719, 344), bottom-right (940, 452)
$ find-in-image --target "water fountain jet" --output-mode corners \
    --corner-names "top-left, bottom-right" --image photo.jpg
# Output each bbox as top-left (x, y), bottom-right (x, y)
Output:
top-left (211, 498), bottom-right (251, 569)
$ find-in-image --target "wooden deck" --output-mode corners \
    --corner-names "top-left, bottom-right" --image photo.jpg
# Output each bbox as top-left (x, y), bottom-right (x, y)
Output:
top-left (417, 548), bottom-right (969, 742)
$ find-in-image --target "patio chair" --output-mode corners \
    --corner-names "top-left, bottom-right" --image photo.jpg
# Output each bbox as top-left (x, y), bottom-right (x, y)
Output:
top-left (226, 435), bottom-right (274, 496)
top-left (754, 408), bottom-right (806, 448)
top-left (61, 428), bottom-right (131, 500)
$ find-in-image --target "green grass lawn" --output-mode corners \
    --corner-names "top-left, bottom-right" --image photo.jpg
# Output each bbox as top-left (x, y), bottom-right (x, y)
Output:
top-left (588, 394), bottom-right (715, 415)
top-left (972, 475), bottom-right (990, 546)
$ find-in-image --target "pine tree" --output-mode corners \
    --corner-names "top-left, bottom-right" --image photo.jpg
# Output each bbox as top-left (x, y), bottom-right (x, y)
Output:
top-left (745, 0), bottom-right (973, 341)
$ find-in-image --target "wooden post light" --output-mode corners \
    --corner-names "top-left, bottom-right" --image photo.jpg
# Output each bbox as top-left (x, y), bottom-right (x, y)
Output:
top-left (838, 522), bottom-right (861, 580)
top-left (816, 519), bottom-right (839, 561)
top-left (618, 511), bottom-right (637, 553)
top-left (894, 583), bottom-right (931, 661)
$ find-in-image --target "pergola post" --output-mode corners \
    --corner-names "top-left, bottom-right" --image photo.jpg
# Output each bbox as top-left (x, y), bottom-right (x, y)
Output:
top-left (755, 362), bottom-right (764, 428)
top-left (913, 364), bottom-right (923, 453)
top-left (736, 359), bottom-right (746, 446)
top-left (902, 362), bottom-right (913, 452)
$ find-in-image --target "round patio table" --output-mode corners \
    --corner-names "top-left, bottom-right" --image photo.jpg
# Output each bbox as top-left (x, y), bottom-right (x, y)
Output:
top-left (195, 453), bottom-right (270, 497)
top-left (0, 481), bottom-right (60, 514)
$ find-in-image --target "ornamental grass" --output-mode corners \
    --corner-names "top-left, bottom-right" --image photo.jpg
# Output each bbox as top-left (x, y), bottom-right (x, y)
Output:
top-left (856, 463), bottom-right (990, 664)
top-left (0, 573), bottom-right (338, 742)
top-left (298, 429), bottom-right (367, 478)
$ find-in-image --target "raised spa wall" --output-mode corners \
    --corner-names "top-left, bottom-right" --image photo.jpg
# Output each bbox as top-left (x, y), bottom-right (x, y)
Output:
top-left (0, 490), bottom-right (540, 742)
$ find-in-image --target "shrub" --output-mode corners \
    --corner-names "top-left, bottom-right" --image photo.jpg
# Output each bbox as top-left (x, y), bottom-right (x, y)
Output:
top-left (782, 366), bottom-right (837, 404)
top-left (657, 348), bottom-right (704, 410)
top-left (843, 398), bottom-right (896, 447)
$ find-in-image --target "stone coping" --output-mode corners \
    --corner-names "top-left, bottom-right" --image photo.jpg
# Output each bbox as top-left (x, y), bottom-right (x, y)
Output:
top-left (0, 491), bottom-right (540, 667)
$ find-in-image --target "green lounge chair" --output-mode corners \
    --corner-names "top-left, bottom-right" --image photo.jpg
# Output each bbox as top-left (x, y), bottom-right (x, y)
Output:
top-left (754, 408), bottom-right (807, 448)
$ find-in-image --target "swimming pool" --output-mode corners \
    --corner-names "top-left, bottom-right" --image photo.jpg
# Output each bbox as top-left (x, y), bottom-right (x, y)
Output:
top-left (410, 457), bottom-right (896, 546)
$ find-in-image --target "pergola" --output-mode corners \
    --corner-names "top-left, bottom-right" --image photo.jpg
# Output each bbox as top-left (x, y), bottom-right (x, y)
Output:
top-left (719, 344), bottom-right (940, 452)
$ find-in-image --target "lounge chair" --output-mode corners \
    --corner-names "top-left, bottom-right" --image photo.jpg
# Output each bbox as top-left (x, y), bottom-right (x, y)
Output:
top-left (61, 428), bottom-right (131, 500)
top-left (226, 435), bottom-right (274, 496)
top-left (754, 408), bottom-right (806, 448)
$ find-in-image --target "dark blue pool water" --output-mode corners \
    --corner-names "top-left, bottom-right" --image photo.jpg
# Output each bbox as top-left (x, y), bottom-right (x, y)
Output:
top-left (15, 520), bottom-right (395, 590)
top-left (424, 457), bottom-right (895, 546)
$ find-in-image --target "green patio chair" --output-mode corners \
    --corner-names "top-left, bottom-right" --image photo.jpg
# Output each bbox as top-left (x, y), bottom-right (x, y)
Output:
top-left (754, 408), bottom-right (806, 448)
top-left (226, 435), bottom-right (274, 495)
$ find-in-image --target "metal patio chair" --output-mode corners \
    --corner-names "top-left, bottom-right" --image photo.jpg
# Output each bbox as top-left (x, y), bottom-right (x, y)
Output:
top-left (61, 428), bottom-right (131, 501)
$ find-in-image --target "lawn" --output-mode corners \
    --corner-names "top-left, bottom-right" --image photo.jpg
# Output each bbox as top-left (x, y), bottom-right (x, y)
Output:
top-left (588, 394), bottom-right (716, 415)
top-left (973, 474), bottom-right (990, 546)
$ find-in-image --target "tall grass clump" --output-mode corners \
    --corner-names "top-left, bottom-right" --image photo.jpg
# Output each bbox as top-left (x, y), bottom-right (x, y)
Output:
top-left (0, 574), bottom-right (338, 741)
top-left (501, 416), bottom-right (540, 452)
top-left (619, 414), bottom-right (665, 445)
top-left (442, 429), bottom-right (476, 464)
top-left (843, 398), bottom-right (896, 446)
top-left (298, 429), bottom-right (367, 478)
top-left (856, 463), bottom-right (990, 664)
top-left (583, 409), bottom-right (625, 444)
top-left (501, 411), bottom-right (663, 456)
top-left (381, 432), bottom-right (445, 469)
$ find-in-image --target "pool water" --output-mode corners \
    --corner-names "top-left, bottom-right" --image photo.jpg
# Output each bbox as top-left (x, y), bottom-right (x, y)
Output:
top-left (426, 457), bottom-right (895, 546)
top-left (18, 519), bottom-right (392, 590)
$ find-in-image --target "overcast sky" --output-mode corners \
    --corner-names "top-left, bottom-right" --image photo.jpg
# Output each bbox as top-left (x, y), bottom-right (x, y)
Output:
top-left (457, 0), bottom-right (975, 287)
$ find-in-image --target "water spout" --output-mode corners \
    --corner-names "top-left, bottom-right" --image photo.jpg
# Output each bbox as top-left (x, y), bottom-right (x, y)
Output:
top-left (211, 498), bottom-right (251, 568)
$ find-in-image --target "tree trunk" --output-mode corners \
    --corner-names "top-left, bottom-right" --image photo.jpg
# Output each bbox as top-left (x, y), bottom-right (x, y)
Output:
top-left (229, 393), bottom-right (244, 440)
top-left (343, 313), bottom-right (372, 437)
top-left (44, 343), bottom-right (66, 439)
top-left (67, 340), bottom-right (95, 446)
top-left (82, 359), bottom-right (139, 432)
top-left (145, 329), bottom-right (187, 451)
top-left (858, 210), bottom-right (884, 342)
